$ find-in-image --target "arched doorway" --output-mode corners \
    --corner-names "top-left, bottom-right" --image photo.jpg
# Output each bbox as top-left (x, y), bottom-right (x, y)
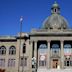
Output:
top-left (37, 41), bottom-right (47, 68)
top-left (50, 41), bottom-right (60, 69)
top-left (52, 59), bottom-right (58, 68)
top-left (64, 42), bottom-right (72, 68)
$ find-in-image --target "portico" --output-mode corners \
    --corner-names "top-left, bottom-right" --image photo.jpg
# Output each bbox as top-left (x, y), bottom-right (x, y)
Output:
top-left (29, 1), bottom-right (72, 72)
top-left (30, 35), bottom-right (72, 69)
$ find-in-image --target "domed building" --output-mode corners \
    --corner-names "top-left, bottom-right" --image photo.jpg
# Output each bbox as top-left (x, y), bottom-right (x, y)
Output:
top-left (0, 1), bottom-right (72, 72)
top-left (42, 2), bottom-right (68, 29)
top-left (30, 1), bottom-right (72, 72)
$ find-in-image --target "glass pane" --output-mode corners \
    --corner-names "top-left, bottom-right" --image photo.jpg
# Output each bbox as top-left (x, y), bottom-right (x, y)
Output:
top-left (39, 44), bottom-right (47, 54)
top-left (64, 44), bottom-right (71, 48)
top-left (64, 49), bottom-right (72, 54)
top-left (39, 44), bottom-right (47, 49)
top-left (52, 44), bottom-right (59, 48)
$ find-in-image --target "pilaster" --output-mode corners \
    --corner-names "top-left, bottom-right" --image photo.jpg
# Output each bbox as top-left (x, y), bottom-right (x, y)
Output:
top-left (34, 41), bottom-right (38, 71)
top-left (34, 41), bottom-right (37, 59)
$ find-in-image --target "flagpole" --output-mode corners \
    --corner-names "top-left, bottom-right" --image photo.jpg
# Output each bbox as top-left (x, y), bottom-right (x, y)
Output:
top-left (18, 16), bottom-right (23, 72)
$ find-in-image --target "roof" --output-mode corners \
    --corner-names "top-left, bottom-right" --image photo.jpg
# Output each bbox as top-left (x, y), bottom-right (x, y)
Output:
top-left (42, 2), bottom-right (68, 29)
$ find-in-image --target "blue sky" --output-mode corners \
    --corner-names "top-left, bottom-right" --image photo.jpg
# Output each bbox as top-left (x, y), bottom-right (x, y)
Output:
top-left (0, 0), bottom-right (72, 35)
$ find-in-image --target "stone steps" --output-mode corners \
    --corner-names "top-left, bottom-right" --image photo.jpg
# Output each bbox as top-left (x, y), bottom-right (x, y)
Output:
top-left (37, 69), bottom-right (72, 72)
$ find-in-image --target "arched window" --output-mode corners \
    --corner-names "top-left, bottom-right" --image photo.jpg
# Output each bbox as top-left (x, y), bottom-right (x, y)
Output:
top-left (23, 43), bottom-right (26, 53)
top-left (64, 44), bottom-right (71, 48)
top-left (9, 46), bottom-right (16, 55)
top-left (39, 44), bottom-right (47, 49)
top-left (0, 46), bottom-right (6, 55)
top-left (55, 8), bottom-right (57, 12)
top-left (64, 44), bottom-right (72, 55)
top-left (39, 44), bottom-right (47, 54)
top-left (52, 44), bottom-right (59, 48)
top-left (51, 44), bottom-right (60, 54)
top-left (39, 44), bottom-right (47, 67)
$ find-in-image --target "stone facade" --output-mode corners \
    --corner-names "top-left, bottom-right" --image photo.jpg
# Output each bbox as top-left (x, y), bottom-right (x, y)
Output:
top-left (0, 1), bottom-right (72, 72)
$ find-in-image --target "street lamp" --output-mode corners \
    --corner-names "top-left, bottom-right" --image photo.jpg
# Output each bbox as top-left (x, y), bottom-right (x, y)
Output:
top-left (18, 16), bottom-right (23, 72)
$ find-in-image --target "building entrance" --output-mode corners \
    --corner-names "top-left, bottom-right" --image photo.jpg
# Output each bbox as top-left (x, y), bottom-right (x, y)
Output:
top-left (52, 59), bottom-right (58, 68)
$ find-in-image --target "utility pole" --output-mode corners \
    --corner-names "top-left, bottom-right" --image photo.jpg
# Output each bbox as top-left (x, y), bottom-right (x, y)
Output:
top-left (18, 16), bottom-right (23, 72)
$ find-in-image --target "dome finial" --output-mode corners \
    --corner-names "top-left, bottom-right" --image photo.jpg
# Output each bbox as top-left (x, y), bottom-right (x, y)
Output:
top-left (51, 1), bottom-right (60, 14)
top-left (52, 1), bottom-right (59, 8)
top-left (54, 1), bottom-right (57, 4)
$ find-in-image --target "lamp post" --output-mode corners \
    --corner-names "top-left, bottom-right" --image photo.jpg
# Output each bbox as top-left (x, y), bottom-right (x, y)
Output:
top-left (18, 16), bottom-right (23, 72)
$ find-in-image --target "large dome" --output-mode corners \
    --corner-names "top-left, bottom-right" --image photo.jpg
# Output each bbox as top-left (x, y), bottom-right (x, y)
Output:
top-left (42, 2), bottom-right (68, 29)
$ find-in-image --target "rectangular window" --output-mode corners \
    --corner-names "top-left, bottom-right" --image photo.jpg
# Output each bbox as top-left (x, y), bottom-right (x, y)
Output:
top-left (8, 59), bottom-right (15, 67)
top-left (0, 59), bottom-right (5, 67)
top-left (39, 60), bottom-right (46, 66)
top-left (24, 58), bottom-right (27, 66)
top-left (64, 60), bottom-right (71, 66)
top-left (20, 57), bottom-right (27, 66)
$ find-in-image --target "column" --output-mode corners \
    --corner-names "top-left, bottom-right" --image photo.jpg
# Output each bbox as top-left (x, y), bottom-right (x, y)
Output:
top-left (34, 41), bottom-right (37, 71)
top-left (61, 40), bottom-right (64, 69)
top-left (34, 41), bottom-right (37, 59)
top-left (47, 40), bottom-right (50, 69)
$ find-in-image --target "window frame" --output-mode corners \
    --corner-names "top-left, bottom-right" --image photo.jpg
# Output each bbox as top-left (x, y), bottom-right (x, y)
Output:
top-left (0, 59), bottom-right (5, 67)
top-left (0, 46), bottom-right (6, 55)
top-left (20, 57), bottom-right (27, 67)
top-left (9, 46), bottom-right (16, 55)
top-left (8, 59), bottom-right (15, 67)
